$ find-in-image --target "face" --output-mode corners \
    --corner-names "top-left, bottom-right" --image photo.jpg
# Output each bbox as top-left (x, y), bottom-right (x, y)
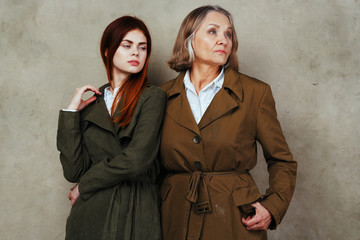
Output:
top-left (192, 11), bottom-right (233, 68)
top-left (112, 29), bottom-right (147, 78)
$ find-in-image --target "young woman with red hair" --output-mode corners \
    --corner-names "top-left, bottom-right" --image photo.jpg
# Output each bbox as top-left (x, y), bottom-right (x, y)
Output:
top-left (57, 16), bottom-right (165, 240)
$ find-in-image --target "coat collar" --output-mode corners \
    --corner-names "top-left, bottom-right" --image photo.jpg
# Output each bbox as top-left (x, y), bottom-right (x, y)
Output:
top-left (167, 71), bottom-right (186, 98)
top-left (165, 72), bottom-right (200, 135)
top-left (81, 83), bottom-right (117, 134)
top-left (222, 67), bottom-right (244, 102)
top-left (165, 67), bottom-right (244, 131)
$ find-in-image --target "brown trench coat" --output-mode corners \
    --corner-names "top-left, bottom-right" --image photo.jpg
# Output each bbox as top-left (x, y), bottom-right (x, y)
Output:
top-left (159, 68), bottom-right (297, 240)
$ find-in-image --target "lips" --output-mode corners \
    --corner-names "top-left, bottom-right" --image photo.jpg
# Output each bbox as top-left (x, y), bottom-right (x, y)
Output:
top-left (215, 50), bottom-right (226, 54)
top-left (128, 60), bottom-right (140, 66)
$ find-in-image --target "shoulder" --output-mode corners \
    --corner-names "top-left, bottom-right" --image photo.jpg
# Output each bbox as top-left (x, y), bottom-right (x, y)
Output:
top-left (224, 68), bottom-right (271, 102)
top-left (161, 72), bottom-right (186, 92)
top-left (142, 85), bottom-right (166, 99)
top-left (225, 68), bottom-right (270, 91)
top-left (160, 78), bottom-right (176, 92)
top-left (237, 72), bottom-right (272, 97)
top-left (234, 73), bottom-right (276, 107)
top-left (238, 72), bottom-right (270, 90)
top-left (138, 85), bottom-right (167, 107)
top-left (160, 72), bottom-right (186, 98)
top-left (238, 74), bottom-right (273, 105)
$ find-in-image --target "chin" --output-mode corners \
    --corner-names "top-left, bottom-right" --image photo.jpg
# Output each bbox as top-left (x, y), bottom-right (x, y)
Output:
top-left (212, 61), bottom-right (227, 66)
top-left (128, 67), bottom-right (143, 74)
top-left (212, 58), bottom-right (228, 65)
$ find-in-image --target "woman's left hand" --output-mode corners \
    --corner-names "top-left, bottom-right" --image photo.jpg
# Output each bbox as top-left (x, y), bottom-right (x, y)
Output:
top-left (68, 184), bottom-right (80, 206)
top-left (241, 202), bottom-right (272, 231)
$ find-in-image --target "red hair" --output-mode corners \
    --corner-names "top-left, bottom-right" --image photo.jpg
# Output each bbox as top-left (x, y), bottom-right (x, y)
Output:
top-left (100, 16), bottom-right (151, 127)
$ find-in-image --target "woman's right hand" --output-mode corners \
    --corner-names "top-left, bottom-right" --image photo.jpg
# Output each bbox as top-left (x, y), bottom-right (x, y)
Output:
top-left (67, 85), bottom-right (102, 111)
top-left (68, 184), bottom-right (80, 206)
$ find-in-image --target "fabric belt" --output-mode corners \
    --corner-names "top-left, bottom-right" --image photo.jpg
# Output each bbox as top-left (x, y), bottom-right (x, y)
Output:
top-left (166, 170), bottom-right (249, 239)
top-left (181, 170), bottom-right (249, 214)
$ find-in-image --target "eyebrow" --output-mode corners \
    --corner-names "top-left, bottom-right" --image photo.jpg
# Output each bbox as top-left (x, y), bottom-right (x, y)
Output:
top-left (207, 23), bottom-right (232, 30)
top-left (122, 39), bottom-right (147, 45)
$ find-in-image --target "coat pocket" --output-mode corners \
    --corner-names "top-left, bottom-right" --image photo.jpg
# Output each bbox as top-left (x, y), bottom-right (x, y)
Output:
top-left (232, 186), bottom-right (264, 216)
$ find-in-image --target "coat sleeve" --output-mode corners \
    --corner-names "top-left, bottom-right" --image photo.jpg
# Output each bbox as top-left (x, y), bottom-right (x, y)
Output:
top-left (255, 84), bottom-right (297, 229)
top-left (78, 88), bottom-right (167, 200)
top-left (57, 111), bottom-right (92, 183)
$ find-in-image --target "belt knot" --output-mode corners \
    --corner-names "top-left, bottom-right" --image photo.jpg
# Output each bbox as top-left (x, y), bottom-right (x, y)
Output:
top-left (185, 171), bottom-right (202, 203)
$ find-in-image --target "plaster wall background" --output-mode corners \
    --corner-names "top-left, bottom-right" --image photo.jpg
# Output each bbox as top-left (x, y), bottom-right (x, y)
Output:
top-left (1, 0), bottom-right (359, 239)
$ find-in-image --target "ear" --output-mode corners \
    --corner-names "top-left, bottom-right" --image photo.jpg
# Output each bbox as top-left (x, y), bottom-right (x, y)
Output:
top-left (105, 49), bottom-right (108, 57)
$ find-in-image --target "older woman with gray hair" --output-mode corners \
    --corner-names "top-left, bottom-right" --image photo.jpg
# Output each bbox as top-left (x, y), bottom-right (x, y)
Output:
top-left (160, 5), bottom-right (297, 240)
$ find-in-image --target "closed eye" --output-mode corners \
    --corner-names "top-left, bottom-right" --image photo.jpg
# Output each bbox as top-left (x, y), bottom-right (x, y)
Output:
top-left (138, 45), bottom-right (147, 51)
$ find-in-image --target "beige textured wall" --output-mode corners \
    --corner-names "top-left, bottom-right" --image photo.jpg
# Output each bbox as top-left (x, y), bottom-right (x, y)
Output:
top-left (1, 0), bottom-right (359, 239)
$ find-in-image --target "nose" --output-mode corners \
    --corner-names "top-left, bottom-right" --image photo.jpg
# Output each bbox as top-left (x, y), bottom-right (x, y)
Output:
top-left (217, 34), bottom-right (228, 46)
top-left (131, 47), bottom-right (139, 56)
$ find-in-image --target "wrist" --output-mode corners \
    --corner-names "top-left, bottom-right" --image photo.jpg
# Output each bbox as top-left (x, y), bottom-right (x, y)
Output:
top-left (66, 104), bottom-right (78, 110)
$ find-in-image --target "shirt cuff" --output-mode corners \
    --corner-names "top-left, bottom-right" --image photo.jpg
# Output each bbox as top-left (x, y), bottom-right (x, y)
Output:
top-left (62, 109), bottom-right (79, 112)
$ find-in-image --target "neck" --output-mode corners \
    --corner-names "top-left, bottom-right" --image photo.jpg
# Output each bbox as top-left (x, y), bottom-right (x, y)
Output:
top-left (190, 62), bottom-right (221, 95)
top-left (110, 71), bottom-right (129, 93)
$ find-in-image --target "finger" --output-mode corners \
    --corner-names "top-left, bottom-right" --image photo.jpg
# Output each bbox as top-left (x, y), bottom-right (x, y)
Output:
top-left (243, 214), bottom-right (261, 226)
top-left (242, 216), bottom-right (251, 224)
top-left (84, 96), bottom-right (97, 106)
top-left (75, 86), bottom-right (95, 97)
top-left (246, 217), bottom-right (271, 231)
top-left (246, 222), bottom-right (266, 231)
top-left (70, 183), bottom-right (77, 191)
top-left (82, 85), bottom-right (101, 95)
top-left (251, 202), bottom-right (261, 209)
top-left (68, 85), bottom-right (101, 110)
top-left (93, 88), bottom-right (101, 95)
top-left (242, 215), bottom-right (252, 224)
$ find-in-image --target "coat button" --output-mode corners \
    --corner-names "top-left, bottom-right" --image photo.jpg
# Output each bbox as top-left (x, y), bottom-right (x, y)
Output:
top-left (194, 161), bottom-right (202, 169)
top-left (193, 135), bottom-right (201, 144)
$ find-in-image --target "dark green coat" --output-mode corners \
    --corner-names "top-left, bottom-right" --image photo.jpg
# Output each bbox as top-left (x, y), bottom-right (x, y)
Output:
top-left (57, 84), bottom-right (166, 240)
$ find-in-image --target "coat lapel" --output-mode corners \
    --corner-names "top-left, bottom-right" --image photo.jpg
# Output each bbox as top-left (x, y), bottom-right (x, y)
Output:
top-left (197, 88), bottom-right (238, 129)
top-left (82, 84), bottom-right (117, 134)
top-left (198, 68), bottom-right (244, 130)
top-left (165, 68), bottom-right (244, 133)
top-left (165, 73), bottom-right (200, 135)
top-left (112, 99), bottom-right (126, 136)
top-left (112, 99), bottom-right (137, 140)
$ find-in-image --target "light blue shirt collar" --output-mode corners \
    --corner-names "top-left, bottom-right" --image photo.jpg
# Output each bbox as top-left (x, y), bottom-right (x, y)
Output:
top-left (183, 68), bottom-right (224, 123)
top-left (184, 67), bottom-right (225, 94)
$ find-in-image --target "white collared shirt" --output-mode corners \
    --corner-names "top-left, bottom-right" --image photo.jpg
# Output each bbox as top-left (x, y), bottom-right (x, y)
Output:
top-left (104, 86), bottom-right (120, 113)
top-left (184, 68), bottom-right (224, 124)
